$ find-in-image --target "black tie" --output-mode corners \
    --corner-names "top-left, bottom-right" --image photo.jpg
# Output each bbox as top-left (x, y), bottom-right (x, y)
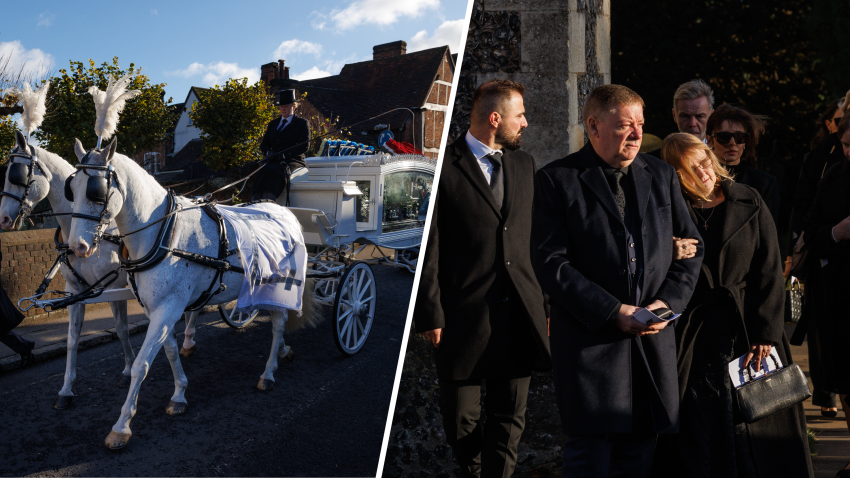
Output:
top-left (488, 151), bottom-right (504, 210)
top-left (607, 170), bottom-right (626, 220)
top-left (278, 118), bottom-right (289, 131)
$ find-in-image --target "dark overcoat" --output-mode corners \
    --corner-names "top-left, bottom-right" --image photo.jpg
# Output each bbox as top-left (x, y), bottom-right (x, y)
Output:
top-left (413, 137), bottom-right (551, 381)
top-left (255, 116), bottom-right (310, 198)
top-left (531, 143), bottom-right (703, 435)
top-left (803, 159), bottom-right (850, 394)
top-left (728, 163), bottom-right (780, 229)
top-left (662, 180), bottom-right (814, 477)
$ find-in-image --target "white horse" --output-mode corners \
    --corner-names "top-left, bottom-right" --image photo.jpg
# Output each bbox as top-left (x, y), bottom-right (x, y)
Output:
top-left (0, 131), bottom-right (201, 410)
top-left (66, 138), bottom-right (319, 449)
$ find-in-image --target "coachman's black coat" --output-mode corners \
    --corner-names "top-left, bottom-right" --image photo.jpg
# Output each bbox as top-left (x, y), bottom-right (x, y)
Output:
top-left (255, 115), bottom-right (310, 198)
top-left (656, 180), bottom-right (813, 477)
top-left (804, 159), bottom-right (850, 394)
top-left (413, 137), bottom-right (550, 381)
top-left (531, 144), bottom-right (702, 435)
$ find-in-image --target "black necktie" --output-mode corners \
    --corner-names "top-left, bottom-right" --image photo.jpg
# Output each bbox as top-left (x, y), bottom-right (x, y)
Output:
top-left (278, 118), bottom-right (289, 131)
top-left (607, 170), bottom-right (626, 220)
top-left (488, 151), bottom-right (504, 210)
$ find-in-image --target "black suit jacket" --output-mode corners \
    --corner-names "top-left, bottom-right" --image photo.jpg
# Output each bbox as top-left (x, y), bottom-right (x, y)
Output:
top-left (259, 115), bottom-right (310, 170)
top-left (414, 136), bottom-right (550, 381)
top-left (531, 143), bottom-right (702, 435)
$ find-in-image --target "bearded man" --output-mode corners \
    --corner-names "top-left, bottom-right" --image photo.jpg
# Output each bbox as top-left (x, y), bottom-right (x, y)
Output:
top-left (531, 84), bottom-right (702, 477)
top-left (414, 79), bottom-right (550, 478)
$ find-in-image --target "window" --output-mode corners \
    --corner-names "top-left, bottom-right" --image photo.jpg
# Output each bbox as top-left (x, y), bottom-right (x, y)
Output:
top-left (382, 171), bottom-right (434, 233)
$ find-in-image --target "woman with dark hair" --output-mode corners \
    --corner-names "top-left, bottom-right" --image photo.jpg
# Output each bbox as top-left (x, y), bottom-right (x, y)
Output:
top-left (706, 104), bottom-right (780, 227)
top-left (811, 99), bottom-right (844, 151)
top-left (803, 114), bottom-right (850, 478)
top-left (653, 133), bottom-right (813, 478)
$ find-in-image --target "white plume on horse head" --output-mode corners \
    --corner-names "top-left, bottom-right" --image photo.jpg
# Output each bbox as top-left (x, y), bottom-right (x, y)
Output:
top-left (89, 72), bottom-right (141, 142)
top-left (7, 81), bottom-right (50, 137)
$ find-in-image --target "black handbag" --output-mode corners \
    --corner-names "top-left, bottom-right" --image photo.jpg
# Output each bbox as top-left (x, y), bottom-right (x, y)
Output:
top-left (784, 278), bottom-right (803, 324)
top-left (734, 355), bottom-right (811, 424)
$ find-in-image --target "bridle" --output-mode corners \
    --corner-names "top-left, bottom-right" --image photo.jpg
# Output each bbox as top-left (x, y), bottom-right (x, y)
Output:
top-left (0, 146), bottom-right (46, 228)
top-left (68, 149), bottom-right (122, 252)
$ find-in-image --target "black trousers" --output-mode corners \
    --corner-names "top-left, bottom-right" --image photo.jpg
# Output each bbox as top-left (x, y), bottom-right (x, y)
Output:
top-left (0, 331), bottom-right (33, 354)
top-left (561, 433), bottom-right (656, 478)
top-left (439, 376), bottom-right (531, 478)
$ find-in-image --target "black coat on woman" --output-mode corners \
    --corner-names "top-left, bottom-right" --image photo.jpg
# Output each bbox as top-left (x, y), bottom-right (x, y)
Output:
top-left (803, 158), bottom-right (850, 394)
top-left (654, 180), bottom-right (813, 477)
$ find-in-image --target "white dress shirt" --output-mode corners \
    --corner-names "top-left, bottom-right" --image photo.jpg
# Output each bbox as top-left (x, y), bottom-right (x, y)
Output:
top-left (277, 114), bottom-right (294, 131)
top-left (465, 130), bottom-right (502, 185)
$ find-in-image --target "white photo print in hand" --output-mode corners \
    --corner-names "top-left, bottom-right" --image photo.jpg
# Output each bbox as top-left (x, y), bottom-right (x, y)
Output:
top-left (728, 348), bottom-right (784, 389)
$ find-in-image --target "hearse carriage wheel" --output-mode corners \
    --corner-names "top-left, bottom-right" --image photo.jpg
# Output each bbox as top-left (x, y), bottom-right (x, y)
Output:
top-left (332, 262), bottom-right (376, 355)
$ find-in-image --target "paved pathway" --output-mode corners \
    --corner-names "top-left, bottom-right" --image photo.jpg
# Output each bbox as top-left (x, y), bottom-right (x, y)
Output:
top-left (789, 326), bottom-right (850, 478)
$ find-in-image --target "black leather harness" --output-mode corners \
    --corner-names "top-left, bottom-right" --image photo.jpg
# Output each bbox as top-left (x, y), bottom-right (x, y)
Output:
top-left (0, 147), bottom-right (47, 227)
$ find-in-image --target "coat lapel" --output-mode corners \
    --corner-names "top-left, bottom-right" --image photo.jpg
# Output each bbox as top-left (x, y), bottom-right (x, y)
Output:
top-left (716, 181), bottom-right (759, 280)
top-left (452, 136), bottom-right (502, 218)
top-left (631, 155), bottom-right (652, 226)
top-left (501, 149), bottom-right (519, 220)
top-left (577, 145), bottom-right (624, 225)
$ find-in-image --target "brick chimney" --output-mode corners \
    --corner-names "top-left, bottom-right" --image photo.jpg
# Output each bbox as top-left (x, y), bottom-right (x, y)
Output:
top-left (278, 60), bottom-right (290, 79)
top-left (373, 40), bottom-right (407, 60)
top-left (261, 62), bottom-right (278, 83)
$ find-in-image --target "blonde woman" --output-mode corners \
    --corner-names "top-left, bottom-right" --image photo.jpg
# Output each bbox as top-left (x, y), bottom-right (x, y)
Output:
top-left (652, 133), bottom-right (813, 478)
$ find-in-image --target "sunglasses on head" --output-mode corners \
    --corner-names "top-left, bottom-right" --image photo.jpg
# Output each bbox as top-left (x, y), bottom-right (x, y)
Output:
top-left (712, 131), bottom-right (749, 145)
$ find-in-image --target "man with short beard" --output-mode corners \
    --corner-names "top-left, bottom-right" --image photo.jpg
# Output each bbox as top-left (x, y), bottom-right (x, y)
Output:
top-left (414, 79), bottom-right (550, 478)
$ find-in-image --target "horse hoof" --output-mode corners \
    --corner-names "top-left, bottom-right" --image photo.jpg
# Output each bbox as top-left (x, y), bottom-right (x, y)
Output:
top-left (53, 395), bottom-right (73, 410)
top-left (256, 378), bottom-right (275, 391)
top-left (280, 346), bottom-right (295, 363)
top-left (179, 345), bottom-right (196, 358)
top-left (116, 373), bottom-right (132, 388)
top-left (104, 430), bottom-right (131, 450)
top-left (165, 400), bottom-right (188, 416)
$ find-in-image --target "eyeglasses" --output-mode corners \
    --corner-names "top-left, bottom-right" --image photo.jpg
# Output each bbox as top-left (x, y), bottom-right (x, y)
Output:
top-left (712, 131), bottom-right (749, 145)
top-left (691, 158), bottom-right (713, 175)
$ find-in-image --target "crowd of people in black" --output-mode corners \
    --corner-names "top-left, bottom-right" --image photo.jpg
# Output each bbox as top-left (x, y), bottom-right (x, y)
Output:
top-left (415, 77), bottom-right (850, 478)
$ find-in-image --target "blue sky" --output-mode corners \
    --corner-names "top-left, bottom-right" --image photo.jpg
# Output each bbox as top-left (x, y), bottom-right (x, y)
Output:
top-left (1, 0), bottom-right (468, 106)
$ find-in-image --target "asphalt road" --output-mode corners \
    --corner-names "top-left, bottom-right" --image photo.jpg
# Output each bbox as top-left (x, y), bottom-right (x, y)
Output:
top-left (0, 265), bottom-right (411, 477)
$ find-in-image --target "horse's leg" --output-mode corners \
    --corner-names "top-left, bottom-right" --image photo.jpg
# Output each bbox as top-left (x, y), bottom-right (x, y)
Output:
top-left (162, 326), bottom-right (189, 415)
top-left (110, 300), bottom-right (135, 388)
top-left (179, 311), bottom-right (198, 358)
top-left (278, 311), bottom-right (295, 363)
top-left (54, 303), bottom-right (85, 410)
top-left (257, 310), bottom-right (289, 391)
top-left (104, 312), bottom-right (176, 450)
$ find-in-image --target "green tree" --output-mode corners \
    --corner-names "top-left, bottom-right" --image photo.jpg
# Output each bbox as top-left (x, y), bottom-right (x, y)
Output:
top-left (0, 115), bottom-right (15, 156)
top-left (807, 0), bottom-right (850, 99)
top-left (188, 78), bottom-right (276, 171)
top-left (33, 58), bottom-right (174, 163)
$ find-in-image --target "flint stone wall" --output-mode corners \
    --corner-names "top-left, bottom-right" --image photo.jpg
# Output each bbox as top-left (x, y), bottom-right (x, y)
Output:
top-left (451, 0), bottom-right (611, 168)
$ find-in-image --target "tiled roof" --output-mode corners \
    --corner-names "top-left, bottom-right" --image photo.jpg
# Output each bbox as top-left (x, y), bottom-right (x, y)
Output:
top-left (277, 46), bottom-right (452, 134)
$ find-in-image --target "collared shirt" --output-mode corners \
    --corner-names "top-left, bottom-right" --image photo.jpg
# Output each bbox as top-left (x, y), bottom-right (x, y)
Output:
top-left (277, 114), bottom-right (294, 131)
top-left (465, 130), bottom-right (503, 184)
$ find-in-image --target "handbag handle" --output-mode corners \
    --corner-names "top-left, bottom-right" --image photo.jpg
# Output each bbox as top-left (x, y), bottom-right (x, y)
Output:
top-left (742, 353), bottom-right (781, 384)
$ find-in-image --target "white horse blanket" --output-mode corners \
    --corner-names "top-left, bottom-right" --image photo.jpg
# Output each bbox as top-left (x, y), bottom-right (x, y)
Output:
top-left (217, 202), bottom-right (307, 315)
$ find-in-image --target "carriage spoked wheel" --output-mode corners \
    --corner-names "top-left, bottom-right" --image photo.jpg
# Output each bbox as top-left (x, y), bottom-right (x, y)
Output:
top-left (332, 262), bottom-right (376, 355)
top-left (218, 302), bottom-right (260, 328)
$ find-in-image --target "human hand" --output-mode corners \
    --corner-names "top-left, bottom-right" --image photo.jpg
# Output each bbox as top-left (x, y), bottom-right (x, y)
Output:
top-left (643, 300), bottom-right (671, 334)
top-left (422, 328), bottom-right (443, 348)
top-left (783, 256), bottom-right (792, 279)
top-left (743, 342), bottom-right (773, 372)
top-left (615, 304), bottom-right (650, 335)
top-left (673, 236), bottom-right (698, 260)
top-left (833, 215), bottom-right (850, 241)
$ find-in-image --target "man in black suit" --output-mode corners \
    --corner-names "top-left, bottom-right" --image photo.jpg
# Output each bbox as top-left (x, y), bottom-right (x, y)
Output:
top-left (253, 89), bottom-right (310, 201)
top-left (647, 79), bottom-right (714, 159)
top-left (531, 84), bottom-right (702, 477)
top-left (414, 79), bottom-right (550, 478)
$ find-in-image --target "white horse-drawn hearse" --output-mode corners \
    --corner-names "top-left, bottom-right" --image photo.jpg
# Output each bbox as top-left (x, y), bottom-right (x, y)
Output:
top-left (3, 73), bottom-right (434, 449)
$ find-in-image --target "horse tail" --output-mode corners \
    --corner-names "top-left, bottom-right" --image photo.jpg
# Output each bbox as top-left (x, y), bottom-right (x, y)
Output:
top-left (285, 278), bottom-right (323, 332)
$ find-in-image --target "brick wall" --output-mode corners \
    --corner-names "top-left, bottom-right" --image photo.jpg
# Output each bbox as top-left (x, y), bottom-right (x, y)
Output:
top-left (0, 228), bottom-right (108, 323)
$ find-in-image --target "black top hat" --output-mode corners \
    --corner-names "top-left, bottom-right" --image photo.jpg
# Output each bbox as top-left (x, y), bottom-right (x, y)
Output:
top-left (275, 89), bottom-right (298, 106)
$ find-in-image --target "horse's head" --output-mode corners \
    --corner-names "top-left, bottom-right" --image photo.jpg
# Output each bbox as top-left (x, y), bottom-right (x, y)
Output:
top-left (68, 137), bottom-right (124, 258)
top-left (0, 130), bottom-right (54, 230)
